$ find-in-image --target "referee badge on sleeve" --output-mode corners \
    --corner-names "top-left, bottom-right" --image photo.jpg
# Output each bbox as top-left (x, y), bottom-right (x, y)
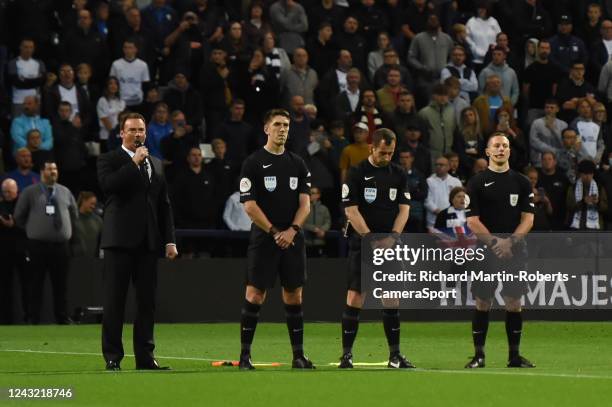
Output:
top-left (264, 176), bottom-right (277, 192)
top-left (389, 188), bottom-right (397, 201)
top-left (342, 184), bottom-right (349, 199)
top-left (364, 187), bottom-right (377, 203)
top-left (289, 177), bottom-right (298, 190)
top-left (510, 194), bottom-right (518, 207)
top-left (240, 178), bottom-right (252, 193)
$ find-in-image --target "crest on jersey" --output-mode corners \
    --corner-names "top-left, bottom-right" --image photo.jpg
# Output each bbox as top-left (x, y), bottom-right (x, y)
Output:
top-left (289, 177), bottom-right (298, 190)
top-left (239, 178), bottom-right (251, 193)
top-left (264, 176), bottom-right (277, 192)
top-left (389, 188), bottom-right (397, 201)
top-left (404, 192), bottom-right (411, 200)
top-left (510, 194), bottom-right (519, 207)
top-left (464, 193), bottom-right (470, 209)
top-left (342, 184), bottom-right (349, 199)
top-left (364, 187), bottom-right (377, 203)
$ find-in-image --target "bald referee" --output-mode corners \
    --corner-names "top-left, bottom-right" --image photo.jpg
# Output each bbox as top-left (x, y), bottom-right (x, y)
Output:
top-left (237, 109), bottom-right (314, 370)
top-left (465, 132), bottom-right (535, 369)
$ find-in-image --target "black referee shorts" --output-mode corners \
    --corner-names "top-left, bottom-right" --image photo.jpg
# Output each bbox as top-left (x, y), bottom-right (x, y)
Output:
top-left (470, 248), bottom-right (529, 300)
top-left (246, 226), bottom-right (306, 290)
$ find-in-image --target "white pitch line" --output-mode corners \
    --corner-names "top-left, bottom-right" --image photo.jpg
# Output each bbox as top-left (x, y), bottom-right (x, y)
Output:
top-left (1, 349), bottom-right (612, 380)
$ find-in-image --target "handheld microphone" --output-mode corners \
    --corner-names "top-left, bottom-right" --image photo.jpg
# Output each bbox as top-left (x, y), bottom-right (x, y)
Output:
top-left (134, 140), bottom-right (149, 170)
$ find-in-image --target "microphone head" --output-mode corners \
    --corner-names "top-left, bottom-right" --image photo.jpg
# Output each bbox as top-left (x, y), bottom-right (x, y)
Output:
top-left (135, 140), bottom-right (143, 148)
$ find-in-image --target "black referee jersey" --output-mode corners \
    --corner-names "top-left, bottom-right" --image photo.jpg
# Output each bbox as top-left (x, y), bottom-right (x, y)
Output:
top-left (342, 158), bottom-right (411, 233)
top-left (466, 168), bottom-right (535, 233)
top-left (239, 147), bottom-right (311, 227)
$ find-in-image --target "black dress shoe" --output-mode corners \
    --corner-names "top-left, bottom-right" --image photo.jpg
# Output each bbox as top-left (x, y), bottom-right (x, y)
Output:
top-left (136, 359), bottom-right (171, 370)
top-left (105, 361), bottom-right (121, 371)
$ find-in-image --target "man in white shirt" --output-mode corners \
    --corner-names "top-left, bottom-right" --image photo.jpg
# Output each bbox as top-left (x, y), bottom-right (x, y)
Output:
top-left (109, 40), bottom-right (150, 107)
top-left (424, 156), bottom-right (462, 228)
top-left (7, 39), bottom-right (46, 116)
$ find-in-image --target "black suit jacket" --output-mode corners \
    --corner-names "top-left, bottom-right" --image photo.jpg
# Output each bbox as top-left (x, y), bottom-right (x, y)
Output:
top-left (97, 147), bottom-right (175, 251)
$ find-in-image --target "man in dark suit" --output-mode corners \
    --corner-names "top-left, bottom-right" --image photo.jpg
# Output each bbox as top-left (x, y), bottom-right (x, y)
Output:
top-left (97, 112), bottom-right (178, 371)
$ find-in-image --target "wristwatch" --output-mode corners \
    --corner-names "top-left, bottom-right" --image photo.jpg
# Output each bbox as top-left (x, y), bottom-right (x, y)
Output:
top-left (291, 224), bottom-right (301, 232)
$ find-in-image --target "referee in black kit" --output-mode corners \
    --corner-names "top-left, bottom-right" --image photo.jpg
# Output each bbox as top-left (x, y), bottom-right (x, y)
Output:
top-left (237, 109), bottom-right (314, 370)
top-left (465, 132), bottom-right (535, 369)
top-left (340, 128), bottom-right (413, 369)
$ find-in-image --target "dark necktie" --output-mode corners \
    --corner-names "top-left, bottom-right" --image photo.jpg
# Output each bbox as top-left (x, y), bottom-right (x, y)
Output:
top-left (140, 160), bottom-right (150, 187)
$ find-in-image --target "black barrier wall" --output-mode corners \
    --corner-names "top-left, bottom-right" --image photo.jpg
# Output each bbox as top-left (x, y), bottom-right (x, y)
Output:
top-left (16, 258), bottom-right (612, 324)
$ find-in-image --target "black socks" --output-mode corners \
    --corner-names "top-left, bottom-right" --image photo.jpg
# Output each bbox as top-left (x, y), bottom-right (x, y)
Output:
top-left (285, 304), bottom-right (304, 359)
top-left (472, 310), bottom-right (489, 358)
top-left (240, 300), bottom-right (261, 357)
top-left (506, 311), bottom-right (522, 360)
top-left (382, 308), bottom-right (401, 356)
top-left (341, 305), bottom-right (361, 355)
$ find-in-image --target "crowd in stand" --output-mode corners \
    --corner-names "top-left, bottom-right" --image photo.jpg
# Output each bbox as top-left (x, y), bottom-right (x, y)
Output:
top-left (3, 0), bottom-right (612, 322)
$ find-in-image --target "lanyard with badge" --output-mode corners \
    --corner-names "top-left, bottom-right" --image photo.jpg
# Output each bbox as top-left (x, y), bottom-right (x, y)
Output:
top-left (41, 184), bottom-right (56, 216)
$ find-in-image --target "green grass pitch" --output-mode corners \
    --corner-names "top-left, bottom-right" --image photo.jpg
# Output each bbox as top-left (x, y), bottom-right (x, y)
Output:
top-left (1, 322), bottom-right (611, 406)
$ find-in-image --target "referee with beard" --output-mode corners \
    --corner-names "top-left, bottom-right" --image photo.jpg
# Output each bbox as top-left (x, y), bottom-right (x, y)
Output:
top-left (465, 132), bottom-right (535, 369)
top-left (237, 109), bottom-right (314, 370)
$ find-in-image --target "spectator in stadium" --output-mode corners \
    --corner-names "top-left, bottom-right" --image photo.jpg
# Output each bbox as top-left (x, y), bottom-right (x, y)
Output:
top-left (327, 120), bottom-right (349, 168)
top-left (600, 152), bottom-right (612, 229)
top-left (445, 76), bottom-right (470, 125)
top-left (512, 0), bottom-right (553, 50)
top-left (218, 21), bottom-right (254, 69)
top-left (578, 3), bottom-right (604, 52)
top-left (0, 178), bottom-right (26, 325)
top-left (215, 99), bottom-right (255, 166)
top-left (478, 46), bottom-right (519, 106)
top-left (243, 1), bottom-right (272, 47)
top-left (316, 49), bottom-right (353, 121)
top-left (14, 160), bottom-right (77, 324)
top-left (285, 95), bottom-right (311, 157)
top-left (445, 151), bottom-right (468, 185)
top-left (433, 186), bottom-right (470, 233)
top-left (372, 48), bottom-right (413, 91)
top-left (93, 0), bottom-right (110, 39)
top-left (303, 186), bottom-right (331, 257)
top-left (109, 40), bottom-right (151, 109)
top-left (161, 11), bottom-right (205, 83)
top-left (339, 122), bottom-right (370, 182)
top-left (61, 9), bottom-right (109, 83)
top-left (109, 6), bottom-right (156, 71)
top-left (597, 54), bottom-right (612, 115)
top-left (407, 14), bottom-right (453, 107)
top-left (306, 22), bottom-right (337, 78)
top-left (398, 149), bottom-right (427, 232)
top-left (494, 107), bottom-right (528, 170)
top-left (440, 45), bottom-right (478, 103)
top-left (1, 149), bottom-right (40, 192)
top-left (570, 98), bottom-right (605, 165)
top-left (97, 77), bottom-right (126, 146)
top-left (549, 15), bottom-right (589, 75)
top-left (465, 1), bottom-right (501, 73)
top-left (453, 106), bottom-right (485, 173)
top-left (334, 15), bottom-right (367, 72)
top-left (146, 103), bottom-right (173, 160)
top-left (529, 99), bottom-right (568, 167)
top-left (482, 32), bottom-right (520, 75)
top-left (557, 62), bottom-right (597, 124)
top-left (418, 84), bottom-right (455, 164)
top-left (163, 71), bottom-right (204, 136)
top-left (71, 191), bottom-right (102, 258)
top-left (471, 157), bottom-right (488, 177)
top-left (390, 91), bottom-right (427, 140)
top-left (401, 0), bottom-right (434, 45)
top-left (567, 159), bottom-right (608, 230)
top-left (449, 24), bottom-right (474, 67)
top-left (53, 102), bottom-right (87, 195)
top-left (376, 66), bottom-right (408, 114)
top-left (182, 0), bottom-right (226, 50)
top-left (523, 38), bottom-right (539, 72)
top-left (206, 138), bottom-right (238, 227)
top-left (76, 63), bottom-right (100, 109)
top-left (524, 166), bottom-right (553, 231)
top-left (199, 46), bottom-right (232, 134)
top-left (472, 74), bottom-right (513, 135)
top-left (269, 0), bottom-right (309, 55)
top-left (331, 67), bottom-right (361, 121)
top-left (43, 63), bottom-right (91, 128)
top-left (10, 96), bottom-right (52, 154)
top-left (351, 89), bottom-right (389, 142)
top-left (354, 0), bottom-right (388, 48)
top-left (280, 47), bottom-right (318, 107)
top-left (26, 129), bottom-right (53, 172)
top-left (141, 0), bottom-right (178, 77)
top-left (522, 40), bottom-right (563, 127)
top-left (424, 156), bottom-right (462, 228)
top-left (538, 151), bottom-right (570, 230)
top-left (593, 103), bottom-right (612, 155)
top-left (160, 110), bottom-right (199, 179)
top-left (558, 128), bottom-right (588, 184)
top-left (7, 38), bottom-right (46, 116)
top-left (590, 19), bottom-right (612, 82)
top-left (172, 147), bottom-right (216, 229)
top-left (398, 124), bottom-right (432, 177)
top-left (367, 32), bottom-right (391, 82)
top-left (262, 31), bottom-right (291, 80)
top-left (307, 0), bottom-right (345, 39)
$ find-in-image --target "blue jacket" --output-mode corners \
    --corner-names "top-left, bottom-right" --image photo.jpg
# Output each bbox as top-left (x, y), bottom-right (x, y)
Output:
top-left (10, 115), bottom-right (53, 153)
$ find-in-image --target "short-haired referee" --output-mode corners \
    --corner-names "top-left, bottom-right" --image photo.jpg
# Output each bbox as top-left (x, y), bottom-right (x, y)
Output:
top-left (237, 109), bottom-right (314, 370)
top-left (340, 128), bottom-right (414, 369)
top-left (466, 132), bottom-right (535, 369)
